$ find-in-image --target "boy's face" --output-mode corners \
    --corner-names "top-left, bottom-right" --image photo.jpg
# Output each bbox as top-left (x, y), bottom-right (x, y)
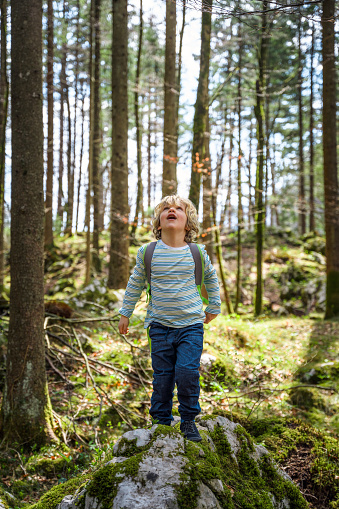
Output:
top-left (158, 200), bottom-right (188, 236)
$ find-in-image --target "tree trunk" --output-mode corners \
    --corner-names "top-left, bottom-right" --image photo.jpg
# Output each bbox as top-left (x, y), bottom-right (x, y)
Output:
top-left (0, 0), bottom-right (56, 446)
top-left (0, 0), bottom-right (9, 291)
top-left (211, 195), bottom-right (234, 315)
top-left (202, 116), bottom-right (213, 262)
top-left (235, 22), bottom-right (242, 313)
top-left (85, 0), bottom-right (94, 285)
top-left (92, 0), bottom-right (101, 271)
top-left (309, 21), bottom-right (315, 233)
top-left (147, 82), bottom-right (152, 212)
top-left (254, 0), bottom-right (268, 317)
top-left (162, 0), bottom-right (177, 196)
top-left (65, 82), bottom-right (73, 234)
top-left (76, 80), bottom-right (85, 233)
top-left (57, 0), bottom-right (67, 226)
top-left (322, 0), bottom-right (339, 318)
top-left (247, 117), bottom-right (254, 229)
top-left (44, 0), bottom-right (54, 248)
top-left (188, 0), bottom-right (212, 211)
top-left (298, 10), bottom-right (306, 235)
top-left (131, 0), bottom-right (143, 236)
top-left (108, 0), bottom-right (129, 289)
top-left (175, 0), bottom-right (185, 163)
top-left (73, 0), bottom-right (80, 233)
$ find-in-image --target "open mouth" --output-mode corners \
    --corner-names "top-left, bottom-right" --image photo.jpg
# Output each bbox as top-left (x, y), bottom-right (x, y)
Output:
top-left (167, 214), bottom-right (176, 220)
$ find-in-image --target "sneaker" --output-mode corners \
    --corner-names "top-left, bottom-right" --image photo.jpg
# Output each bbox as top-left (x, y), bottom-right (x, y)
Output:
top-left (180, 420), bottom-right (202, 442)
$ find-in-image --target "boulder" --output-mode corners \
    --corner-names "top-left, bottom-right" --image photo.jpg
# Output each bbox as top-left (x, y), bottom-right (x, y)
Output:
top-left (53, 416), bottom-right (308, 509)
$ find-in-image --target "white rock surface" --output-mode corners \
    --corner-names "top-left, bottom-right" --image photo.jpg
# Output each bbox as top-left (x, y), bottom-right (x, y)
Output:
top-left (56, 417), bottom-right (303, 509)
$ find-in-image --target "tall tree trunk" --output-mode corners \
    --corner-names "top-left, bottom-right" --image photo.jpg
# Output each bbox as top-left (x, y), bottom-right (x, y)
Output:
top-left (211, 195), bottom-right (234, 315)
top-left (175, 0), bottom-right (185, 162)
top-left (309, 21), bottom-right (315, 233)
top-left (131, 0), bottom-right (143, 236)
top-left (57, 0), bottom-right (67, 226)
top-left (247, 117), bottom-right (254, 229)
top-left (235, 22), bottom-right (242, 312)
top-left (254, 0), bottom-right (268, 317)
top-left (65, 82), bottom-right (73, 234)
top-left (0, 0), bottom-right (56, 446)
top-left (162, 0), bottom-right (177, 196)
top-left (271, 134), bottom-right (279, 226)
top-left (76, 80), bottom-right (85, 233)
top-left (188, 0), bottom-right (212, 211)
top-left (0, 0), bottom-right (9, 291)
top-left (220, 111), bottom-right (234, 230)
top-left (147, 82), bottom-right (152, 212)
top-left (298, 10), bottom-right (306, 235)
top-left (73, 0), bottom-right (80, 234)
top-left (202, 116), bottom-right (213, 262)
top-left (44, 0), bottom-right (54, 248)
top-left (322, 0), bottom-right (339, 318)
top-left (92, 0), bottom-right (101, 270)
top-left (85, 0), bottom-right (94, 285)
top-left (108, 0), bottom-right (129, 289)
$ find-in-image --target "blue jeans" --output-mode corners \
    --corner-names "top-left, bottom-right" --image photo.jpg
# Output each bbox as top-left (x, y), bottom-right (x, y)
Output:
top-left (148, 321), bottom-right (204, 425)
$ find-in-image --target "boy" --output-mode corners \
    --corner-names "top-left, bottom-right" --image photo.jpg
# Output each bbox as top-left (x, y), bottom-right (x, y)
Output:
top-left (118, 195), bottom-right (221, 442)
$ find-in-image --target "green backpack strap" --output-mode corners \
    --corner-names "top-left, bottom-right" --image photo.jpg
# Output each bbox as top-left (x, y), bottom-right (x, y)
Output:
top-left (188, 243), bottom-right (209, 305)
top-left (143, 242), bottom-right (157, 303)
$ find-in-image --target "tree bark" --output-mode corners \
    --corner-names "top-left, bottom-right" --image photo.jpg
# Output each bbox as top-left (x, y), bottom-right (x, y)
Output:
top-left (131, 0), bottom-right (143, 236)
top-left (189, 0), bottom-right (212, 211)
top-left (76, 80), bottom-right (85, 233)
top-left (0, 0), bottom-right (56, 446)
top-left (108, 0), bottom-right (129, 289)
top-left (65, 82), bottom-right (73, 234)
top-left (309, 21), bottom-right (315, 233)
top-left (235, 22), bottom-right (243, 313)
top-left (254, 0), bottom-right (268, 317)
top-left (44, 0), bottom-right (54, 248)
top-left (202, 116), bottom-right (213, 262)
top-left (85, 0), bottom-right (94, 285)
top-left (322, 0), bottom-right (339, 318)
top-left (57, 0), bottom-right (67, 226)
top-left (162, 0), bottom-right (177, 196)
top-left (92, 0), bottom-right (101, 270)
top-left (298, 10), bottom-right (306, 235)
top-left (0, 0), bottom-right (9, 291)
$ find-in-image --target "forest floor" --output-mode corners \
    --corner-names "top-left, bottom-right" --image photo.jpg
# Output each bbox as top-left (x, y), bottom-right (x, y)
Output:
top-left (0, 227), bottom-right (338, 508)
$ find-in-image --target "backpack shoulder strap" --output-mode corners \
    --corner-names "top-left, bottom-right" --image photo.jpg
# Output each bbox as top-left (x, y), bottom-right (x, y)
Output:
top-left (188, 243), bottom-right (203, 287)
top-left (143, 241), bottom-right (157, 286)
top-left (188, 243), bottom-right (209, 305)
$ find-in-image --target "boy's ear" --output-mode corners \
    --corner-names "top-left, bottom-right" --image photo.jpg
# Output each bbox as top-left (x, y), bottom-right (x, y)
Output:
top-left (157, 226), bottom-right (162, 230)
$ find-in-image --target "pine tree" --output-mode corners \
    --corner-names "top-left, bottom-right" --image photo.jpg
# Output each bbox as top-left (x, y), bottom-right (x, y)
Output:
top-left (1, 0), bottom-right (56, 445)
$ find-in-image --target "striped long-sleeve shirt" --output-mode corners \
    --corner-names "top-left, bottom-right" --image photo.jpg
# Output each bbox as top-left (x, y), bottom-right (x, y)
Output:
top-left (119, 240), bottom-right (221, 328)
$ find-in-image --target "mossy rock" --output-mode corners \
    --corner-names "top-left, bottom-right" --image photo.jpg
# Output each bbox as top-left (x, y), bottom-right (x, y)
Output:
top-left (289, 387), bottom-right (328, 412)
top-left (38, 416), bottom-right (308, 509)
top-left (0, 486), bottom-right (19, 509)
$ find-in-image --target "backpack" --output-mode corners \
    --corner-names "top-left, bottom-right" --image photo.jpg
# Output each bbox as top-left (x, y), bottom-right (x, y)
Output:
top-left (143, 241), bottom-right (209, 306)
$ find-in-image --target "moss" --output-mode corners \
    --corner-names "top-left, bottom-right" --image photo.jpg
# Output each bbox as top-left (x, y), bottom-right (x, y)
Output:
top-left (86, 455), bottom-right (143, 509)
top-left (289, 387), bottom-right (327, 412)
top-left (260, 455), bottom-right (308, 508)
top-left (29, 474), bottom-right (91, 509)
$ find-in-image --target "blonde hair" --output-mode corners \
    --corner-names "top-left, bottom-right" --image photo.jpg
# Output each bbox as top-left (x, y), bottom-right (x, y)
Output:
top-left (152, 195), bottom-right (199, 243)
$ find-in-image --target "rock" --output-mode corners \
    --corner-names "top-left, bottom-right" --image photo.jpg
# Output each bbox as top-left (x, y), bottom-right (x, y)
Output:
top-left (200, 353), bottom-right (216, 370)
top-left (53, 416), bottom-right (308, 509)
top-left (196, 482), bottom-right (222, 509)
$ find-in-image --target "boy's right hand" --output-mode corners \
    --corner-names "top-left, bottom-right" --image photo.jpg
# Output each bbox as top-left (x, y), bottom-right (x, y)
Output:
top-left (119, 315), bottom-right (129, 335)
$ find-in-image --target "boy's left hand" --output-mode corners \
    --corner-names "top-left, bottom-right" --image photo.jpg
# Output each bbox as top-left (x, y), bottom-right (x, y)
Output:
top-left (204, 312), bottom-right (218, 324)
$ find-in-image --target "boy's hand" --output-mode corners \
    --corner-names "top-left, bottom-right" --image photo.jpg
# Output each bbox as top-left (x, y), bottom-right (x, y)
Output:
top-left (204, 312), bottom-right (218, 324)
top-left (119, 315), bottom-right (129, 334)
